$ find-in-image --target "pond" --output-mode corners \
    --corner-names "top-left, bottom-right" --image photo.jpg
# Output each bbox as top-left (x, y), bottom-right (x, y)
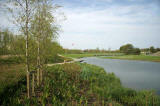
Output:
top-left (82, 57), bottom-right (160, 95)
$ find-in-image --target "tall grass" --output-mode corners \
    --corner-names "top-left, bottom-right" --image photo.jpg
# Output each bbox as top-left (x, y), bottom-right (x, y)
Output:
top-left (0, 56), bottom-right (25, 64)
top-left (0, 64), bottom-right (26, 105)
top-left (0, 63), bottom-right (160, 105)
top-left (79, 63), bottom-right (160, 105)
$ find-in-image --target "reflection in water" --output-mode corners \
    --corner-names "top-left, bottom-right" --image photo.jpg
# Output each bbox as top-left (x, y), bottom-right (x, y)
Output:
top-left (82, 57), bottom-right (160, 95)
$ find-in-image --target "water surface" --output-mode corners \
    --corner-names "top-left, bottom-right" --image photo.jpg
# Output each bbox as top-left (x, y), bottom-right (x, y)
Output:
top-left (82, 57), bottom-right (160, 95)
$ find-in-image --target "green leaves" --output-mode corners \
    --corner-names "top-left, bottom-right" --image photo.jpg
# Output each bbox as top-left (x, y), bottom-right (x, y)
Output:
top-left (120, 44), bottom-right (141, 55)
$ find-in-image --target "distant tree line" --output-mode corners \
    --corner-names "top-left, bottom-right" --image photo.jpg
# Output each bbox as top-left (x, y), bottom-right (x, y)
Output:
top-left (0, 29), bottom-right (14, 55)
top-left (0, 28), bottom-right (63, 57)
top-left (119, 44), bottom-right (160, 55)
top-left (120, 44), bottom-right (141, 55)
top-left (64, 48), bottom-right (120, 54)
top-left (63, 44), bottom-right (160, 55)
top-left (149, 46), bottom-right (160, 53)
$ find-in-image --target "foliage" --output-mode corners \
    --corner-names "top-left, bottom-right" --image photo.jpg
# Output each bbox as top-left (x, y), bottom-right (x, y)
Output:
top-left (64, 49), bottom-right (83, 54)
top-left (150, 46), bottom-right (156, 53)
top-left (0, 54), bottom-right (67, 64)
top-left (120, 44), bottom-right (141, 55)
top-left (64, 49), bottom-right (121, 54)
top-left (43, 42), bottom-right (64, 64)
top-left (0, 56), bottom-right (25, 64)
top-left (132, 48), bottom-right (141, 55)
top-left (0, 29), bottom-right (14, 55)
top-left (46, 54), bottom-right (66, 63)
top-left (10, 35), bottom-right (26, 55)
top-left (1, 0), bottom-right (63, 66)
top-left (30, 1), bottom-right (61, 66)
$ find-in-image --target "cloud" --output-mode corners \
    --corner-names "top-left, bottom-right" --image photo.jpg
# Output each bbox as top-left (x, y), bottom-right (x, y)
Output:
top-left (58, 3), bottom-right (160, 49)
top-left (0, 0), bottom-right (159, 49)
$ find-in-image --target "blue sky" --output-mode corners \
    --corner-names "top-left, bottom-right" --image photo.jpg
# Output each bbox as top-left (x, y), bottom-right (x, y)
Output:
top-left (53, 0), bottom-right (160, 50)
top-left (0, 0), bottom-right (160, 50)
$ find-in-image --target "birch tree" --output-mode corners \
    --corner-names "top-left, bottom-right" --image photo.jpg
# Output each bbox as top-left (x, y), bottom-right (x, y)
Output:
top-left (30, 0), bottom-right (60, 85)
top-left (6, 0), bottom-right (36, 98)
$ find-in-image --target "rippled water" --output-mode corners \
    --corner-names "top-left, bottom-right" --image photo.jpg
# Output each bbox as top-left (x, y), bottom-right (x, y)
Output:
top-left (82, 57), bottom-right (160, 95)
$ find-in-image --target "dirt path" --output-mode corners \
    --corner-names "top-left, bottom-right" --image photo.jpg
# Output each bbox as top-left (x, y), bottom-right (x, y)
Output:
top-left (47, 61), bottom-right (75, 66)
top-left (47, 54), bottom-right (83, 66)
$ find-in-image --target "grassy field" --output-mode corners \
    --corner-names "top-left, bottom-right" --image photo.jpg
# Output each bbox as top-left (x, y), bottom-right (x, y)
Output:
top-left (0, 64), bottom-right (26, 104)
top-left (101, 55), bottom-right (160, 62)
top-left (0, 64), bottom-right (25, 93)
top-left (1, 63), bottom-right (159, 105)
top-left (62, 53), bottom-right (123, 59)
top-left (62, 53), bottom-right (94, 58)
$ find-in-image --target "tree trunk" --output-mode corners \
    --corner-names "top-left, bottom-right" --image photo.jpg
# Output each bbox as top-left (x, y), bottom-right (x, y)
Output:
top-left (32, 73), bottom-right (35, 96)
top-left (37, 67), bottom-right (40, 86)
top-left (40, 69), bottom-right (42, 83)
top-left (25, 0), bottom-right (30, 98)
top-left (26, 71), bottom-right (30, 98)
top-left (37, 36), bottom-right (40, 86)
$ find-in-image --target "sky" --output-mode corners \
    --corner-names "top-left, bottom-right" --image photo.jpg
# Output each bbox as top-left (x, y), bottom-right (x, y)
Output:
top-left (0, 0), bottom-right (160, 50)
top-left (54, 0), bottom-right (160, 50)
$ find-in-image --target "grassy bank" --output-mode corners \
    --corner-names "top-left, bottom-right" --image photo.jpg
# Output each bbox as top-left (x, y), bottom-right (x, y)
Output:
top-left (62, 53), bottom-right (94, 58)
top-left (0, 64), bottom-right (25, 93)
top-left (62, 53), bottom-right (123, 59)
top-left (101, 55), bottom-right (160, 62)
top-left (1, 63), bottom-right (159, 105)
top-left (0, 64), bottom-right (26, 104)
top-left (0, 54), bottom-right (71, 104)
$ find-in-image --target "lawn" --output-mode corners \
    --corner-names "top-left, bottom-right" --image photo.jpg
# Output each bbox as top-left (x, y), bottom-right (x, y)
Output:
top-left (62, 53), bottom-right (94, 58)
top-left (62, 53), bottom-right (123, 59)
top-left (101, 55), bottom-right (160, 62)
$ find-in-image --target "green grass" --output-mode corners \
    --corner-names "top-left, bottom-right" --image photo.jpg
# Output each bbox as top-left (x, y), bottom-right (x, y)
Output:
top-left (0, 56), bottom-right (25, 64)
top-left (101, 55), bottom-right (160, 62)
top-left (0, 64), bottom-right (25, 93)
top-left (78, 63), bottom-right (160, 105)
top-left (62, 53), bottom-right (94, 58)
top-left (2, 63), bottom-right (159, 105)
top-left (46, 55), bottom-right (72, 63)
top-left (0, 55), bottom-right (70, 64)
top-left (0, 64), bottom-right (26, 104)
top-left (62, 53), bottom-right (123, 59)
